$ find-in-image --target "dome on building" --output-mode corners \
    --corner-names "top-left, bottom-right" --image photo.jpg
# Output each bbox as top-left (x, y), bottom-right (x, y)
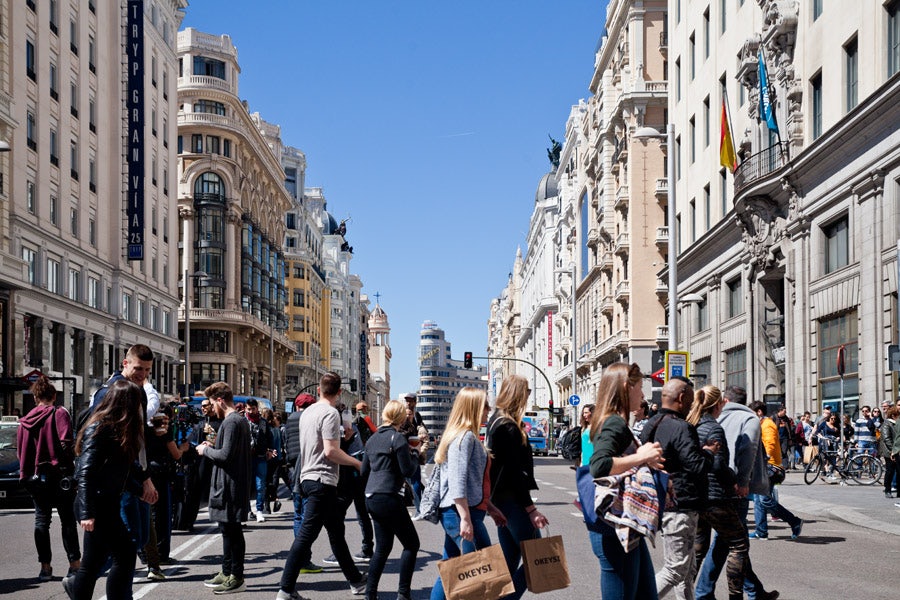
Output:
top-left (369, 304), bottom-right (389, 329)
top-left (534, 171), bottom-right (559, 203)
top-left (324, 212), bottom-right (340, 235)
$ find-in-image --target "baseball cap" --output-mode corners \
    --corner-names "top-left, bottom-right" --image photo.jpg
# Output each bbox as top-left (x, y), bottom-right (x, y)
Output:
top-left (294, 393), bottom-right (316, 410)
top-left (404, 392), bottom-right (417, 401)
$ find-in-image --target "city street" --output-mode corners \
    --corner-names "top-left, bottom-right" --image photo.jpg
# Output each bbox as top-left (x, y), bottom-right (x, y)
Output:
top-left (2, 457), bottom-right (899, 600)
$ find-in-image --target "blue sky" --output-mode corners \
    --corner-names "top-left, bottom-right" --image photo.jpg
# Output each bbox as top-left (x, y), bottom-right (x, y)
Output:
top-left (181, 1), bottom-right (608, 397)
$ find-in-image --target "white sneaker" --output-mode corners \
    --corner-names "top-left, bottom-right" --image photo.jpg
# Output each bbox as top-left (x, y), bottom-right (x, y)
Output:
top-left (275, 590), bottom-right (311, 600)
top-left (256, 512), bottom-right (266, 523)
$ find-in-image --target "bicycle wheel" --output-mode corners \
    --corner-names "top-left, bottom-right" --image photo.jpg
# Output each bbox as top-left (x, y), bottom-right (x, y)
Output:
top-left (804, 454), bottom-right (823, 484)
top-left (847, 454), bottom-right (882, 486)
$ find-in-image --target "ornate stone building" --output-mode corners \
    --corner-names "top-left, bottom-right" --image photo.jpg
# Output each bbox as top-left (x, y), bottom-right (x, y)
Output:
top-left (673, 0), bottom-right (900, 414)
top-left (176, 28), bottom-right (294, 405)
top-left (1, 0), bottom-right (186, 414)
top-left (365, 297), bottom-right (392, 421)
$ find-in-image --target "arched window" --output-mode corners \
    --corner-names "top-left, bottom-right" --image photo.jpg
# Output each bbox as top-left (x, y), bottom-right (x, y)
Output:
top-left (194, 172), bottom-right (225, 199)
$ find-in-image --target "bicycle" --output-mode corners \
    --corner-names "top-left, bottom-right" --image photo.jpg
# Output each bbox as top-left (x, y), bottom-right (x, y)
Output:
top-left (803, 436), bottom-right (883, 485)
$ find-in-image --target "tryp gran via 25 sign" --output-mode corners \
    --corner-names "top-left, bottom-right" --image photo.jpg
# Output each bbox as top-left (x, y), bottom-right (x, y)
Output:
top-left (126, 0), bottom-right (144, 261)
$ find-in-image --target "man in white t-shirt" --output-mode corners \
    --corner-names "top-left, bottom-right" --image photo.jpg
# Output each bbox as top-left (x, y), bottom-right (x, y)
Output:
top-left (276, 372), bottom-right (367, 600)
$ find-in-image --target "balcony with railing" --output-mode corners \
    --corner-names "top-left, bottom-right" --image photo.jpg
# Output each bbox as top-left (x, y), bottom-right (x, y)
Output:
top-left (656, 325), bottom-right (669, 343)
top-left (655, 226), bottom-right (669, 249)
top-left (600, 297), bottom-right (614, 316)
top-left (655, 178), bottom-right (668, 202)
top-left (615, 185), bottom-right (630, 211)
top-left (656, 276), bottom-right (669, 298)
top-left (587, 227), bottom-right (600, 247)
top-left (615, 280), bottom-right (630, 304)
top-left (614, 232), bottom-right (630, 255)
top-left (599, 251), bottom-right (614, 272)
top-left (734, 143), bottom-right (789, 194)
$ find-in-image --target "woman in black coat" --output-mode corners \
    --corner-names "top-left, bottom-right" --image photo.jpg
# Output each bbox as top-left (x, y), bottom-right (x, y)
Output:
top-left (688, 385), bottom-right (776, 600)
top-left (65, 379), bottom-right (146, 600)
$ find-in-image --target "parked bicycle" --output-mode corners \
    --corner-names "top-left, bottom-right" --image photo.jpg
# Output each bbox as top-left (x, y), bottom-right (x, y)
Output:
top-left (803, 436), bottom-right (883, 485)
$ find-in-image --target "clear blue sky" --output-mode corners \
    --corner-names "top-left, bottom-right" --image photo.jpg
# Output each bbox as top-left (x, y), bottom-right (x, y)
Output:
top-left (181, 1), bottom-right (608, 397)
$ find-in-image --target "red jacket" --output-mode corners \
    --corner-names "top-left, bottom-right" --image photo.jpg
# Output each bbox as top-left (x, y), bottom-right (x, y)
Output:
top-left (16, 404), bottom-right (75, 480)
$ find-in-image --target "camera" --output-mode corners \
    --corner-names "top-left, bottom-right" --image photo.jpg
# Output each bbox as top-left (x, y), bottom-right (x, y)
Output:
top-left (59, 475), bottom-right (75, 492)
top-left (172, 404), bottom-right (200, 445)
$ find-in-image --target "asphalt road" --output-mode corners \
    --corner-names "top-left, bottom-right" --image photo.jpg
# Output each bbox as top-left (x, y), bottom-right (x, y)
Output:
top-left (2, 458), bottom-right (899, 599)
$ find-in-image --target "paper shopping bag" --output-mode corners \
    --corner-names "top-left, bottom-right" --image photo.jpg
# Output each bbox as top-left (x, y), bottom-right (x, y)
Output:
top-left (437, 543), bottom-right (514, 600)
top-left (803, 445), bottom-right (818, 464)
top-left (520, 534), bottom-right (570, 593)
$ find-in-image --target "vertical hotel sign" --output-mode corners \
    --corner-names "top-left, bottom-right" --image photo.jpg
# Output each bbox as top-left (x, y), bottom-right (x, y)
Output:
top-left (359, 332), bottom-right (368, 397)
top-left (126, 0), bottom-right (144, 260)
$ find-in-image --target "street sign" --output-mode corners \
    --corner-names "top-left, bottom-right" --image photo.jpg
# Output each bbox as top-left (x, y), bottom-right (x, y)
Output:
top-left (664, 351), bottom-right (690, 381)
top-left (568, 394), bottom-right (581, 406)
top-left (650, 367), bottom-right (666, 385)
top-left (22, 369), bottom-right (43, 384)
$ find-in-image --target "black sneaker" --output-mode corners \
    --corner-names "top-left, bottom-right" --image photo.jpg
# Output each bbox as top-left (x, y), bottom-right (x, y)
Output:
top-left (352, 551), bottom-right (372, 563)
top-left (322, 554), bottom-right (340, 566)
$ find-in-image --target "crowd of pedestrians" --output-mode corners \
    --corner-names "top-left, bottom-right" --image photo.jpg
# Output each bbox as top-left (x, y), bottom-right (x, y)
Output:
top-left (14, 347), bottom-right (900, 600)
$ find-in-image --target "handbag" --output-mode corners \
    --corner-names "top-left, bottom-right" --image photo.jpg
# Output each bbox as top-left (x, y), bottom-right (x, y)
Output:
top-left (437, 543), bottom-right (514, 600)
top-left (767, 463), bottom-right (786, 486)
top-left (594, 465), bottom-right (667, 552)
top-left (574, 464), bottom-right (603, 531)
top-left (417, 464), bottom-right (442, 524)
top-left (520, 533), bottom-right (570, 593)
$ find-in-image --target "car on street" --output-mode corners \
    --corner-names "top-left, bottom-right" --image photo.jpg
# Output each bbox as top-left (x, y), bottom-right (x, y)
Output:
top-left (0, 416), bottom-right (29, 506)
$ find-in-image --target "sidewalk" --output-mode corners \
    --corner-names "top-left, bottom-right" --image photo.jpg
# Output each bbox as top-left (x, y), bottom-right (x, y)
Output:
top-left (777, 469), bottom-right (900, 535)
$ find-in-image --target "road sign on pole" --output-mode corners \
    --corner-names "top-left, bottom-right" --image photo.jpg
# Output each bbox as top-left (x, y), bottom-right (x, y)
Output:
top-left (664, 351), bottom-right (690, 381)
top-left (568, 394), bottom-right (581, 407)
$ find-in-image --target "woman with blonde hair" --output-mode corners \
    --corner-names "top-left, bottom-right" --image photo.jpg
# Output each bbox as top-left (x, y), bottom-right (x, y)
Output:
top-left (486, 375), bottom-right (549, 599)
top-left (689, 385), bottom-right (777, 600)
top-left (587, 362), bottom-right (664, 600)
top-left (429, 387), bottom-right (505, 600)
top-left (360, 400), bottom-right (420, 600)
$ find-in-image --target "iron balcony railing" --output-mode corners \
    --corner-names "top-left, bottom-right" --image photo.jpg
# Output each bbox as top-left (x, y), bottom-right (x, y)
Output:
top-left (734, 143), bottom-right (789, 193)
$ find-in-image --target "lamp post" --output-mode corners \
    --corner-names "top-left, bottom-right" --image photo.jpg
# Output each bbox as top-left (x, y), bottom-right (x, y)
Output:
top-left (182, 269), bottom-right (208, 396)
top-left (634, 124), bottom-right (680, 348)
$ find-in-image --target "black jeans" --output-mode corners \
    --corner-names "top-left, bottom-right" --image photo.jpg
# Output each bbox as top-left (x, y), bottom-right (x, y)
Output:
top-left (280, 480), bottom-right (362, 594)
top-left (365, 493), bottom-right (420, 599)
top-left (219, 521), bottom-right (245, 578)
top-left (69, 509), bottom-right (136, 600)
top-left (338, 475), bottom-right (374, 555)
top-left (29, 483), bottom-right (80, 564)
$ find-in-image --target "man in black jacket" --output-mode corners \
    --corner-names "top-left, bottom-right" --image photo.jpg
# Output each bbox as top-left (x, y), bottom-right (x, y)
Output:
top-left (639, 376), bottom-right (715, 600)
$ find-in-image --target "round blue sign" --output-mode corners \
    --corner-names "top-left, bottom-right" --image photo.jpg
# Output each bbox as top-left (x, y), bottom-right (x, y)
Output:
top-left (568, 394), bottom-right (581, 406)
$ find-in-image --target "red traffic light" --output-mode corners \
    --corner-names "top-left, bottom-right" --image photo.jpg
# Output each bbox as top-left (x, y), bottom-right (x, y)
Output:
top-left (464, 352), bottom-right (473, 369)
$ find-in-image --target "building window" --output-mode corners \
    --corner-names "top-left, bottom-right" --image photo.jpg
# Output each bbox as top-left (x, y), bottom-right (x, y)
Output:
top-left (696, 296), bottom-right (709, 332)
top-left (724, 346), bottom-right (747, 390)
top-left (27, 112), bottom-right (37, 151)
top-left (845, 37), bottom-right (858, 111)
top-left (88, 277), bottom-right (100, 309)
top-left (122, 293), bottom-right (132, 321)
top-left (50, 195), bottom-right (58, 225)
top-left (823, 216), bottom-right (849, 273)
top-left (703, 185), bottom-right (711, 230)
top-left (890, 0), bottom-right (900, 77)
top-left (89, 218), bottom-right (95, 246)
top-left (162, 69), bottom-right (168, 99)
top-left (689, 199), bottom-right (697, 242)
top-left (23, 248), bottom-right (37, 284)
top-left (703, 96), bottom-right (710, 147)
top-left (27, 181), bottom-right (36, 214)
top-left (47, 258), bottom-right (60, 293)
top-left (206, 136), bottom-right (220, 154)
top-left (89, 98), bottom-right (96, 133)
top-left (70, 142), bottom-right (79, 180)
top-left (191, 134), bottom-right (203, 153)
top-left (193, 56), bottom-right (226, 79)
top-left (703, 8), bottom-right (710, 58)
top-left (89, 36), bottom-right (96, 72)
top-left (151, 55), bottom-right (157, 87)
top-left (194, 99), bottom-right (226, 115)
top-left (811, 72), bottom-right (823, 139)
top-left (813, 0), bottom-right (823, 20)
top-left (720, 0), bottom-right (726, 33)
top-left (137, 299), bottom-right (145, 326)
top-left (720, 168), bottom-right (728, 216)
top-left (50, 62), bottom-right (59, 101)
top-left (675, 135), bottom-right (682, 180)
top-left (286, 213), bottom-right (296, 230)
top-left (70, 82), bottom-right (78, 117)
top-left (689, 116), bottom-right (696, 163)
top-left (50, 129), bottom-right (59, 166)
top-left (727, 278), bottom-right (743, 318)
top-left (818, 311), bottom-right (858, 409)
top-left (675, 58), bottom-right (681, 101)
top-left (68, 268), bottom-right (80, 301)
top-left (223, 139), bottom-right (231, 158)
top-left (26, 40), bottom-right (36, 80)
top-left (89, 159), bottom-right (96, 193)
top-left (70, 207), bottom-right (78, 236)
top-left (689, 33), bottom-right (696, 79)
top-left (70, 19), bottom-right (78, 55)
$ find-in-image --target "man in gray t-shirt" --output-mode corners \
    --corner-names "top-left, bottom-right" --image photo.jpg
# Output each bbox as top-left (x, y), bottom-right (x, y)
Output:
top-left (297, 401), bottom-right (342, 486)
top-left (278, 372), bottom-right (367, 599)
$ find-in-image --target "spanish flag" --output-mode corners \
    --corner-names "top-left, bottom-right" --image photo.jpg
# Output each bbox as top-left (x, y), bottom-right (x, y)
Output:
top-left (720, 98), bottom-right (737, 173)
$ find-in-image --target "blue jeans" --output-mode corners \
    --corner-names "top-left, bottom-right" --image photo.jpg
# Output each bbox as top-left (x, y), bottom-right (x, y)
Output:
top-left (252, 457), bottom-right (267, 512)
top-left (406, 462), bottom-right (423, 512)
top-left (588, 525), bottom-right (657, 600)
top-left (120, 490), bottom-right (150, 550)
top-left (753, 487), bottom-right (800, 537)
top-left (292, 491), bottom-right (306, 538)
top-left (430, 507), bottom-right (491, 600)
top-left (695, 498), bottom-right (758, 600)
top-left (493, 499), bottom-right (540, 600)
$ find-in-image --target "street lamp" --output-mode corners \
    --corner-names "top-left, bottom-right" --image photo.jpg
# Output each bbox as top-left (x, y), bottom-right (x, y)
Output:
top-left (634, 124), bottom-right (681, 349)
top-left (182, 269), bottom-right (208, 396)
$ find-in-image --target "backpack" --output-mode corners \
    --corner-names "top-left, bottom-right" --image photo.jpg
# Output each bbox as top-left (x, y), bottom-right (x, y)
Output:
top-left (558, 426), bottom-right (582, 461)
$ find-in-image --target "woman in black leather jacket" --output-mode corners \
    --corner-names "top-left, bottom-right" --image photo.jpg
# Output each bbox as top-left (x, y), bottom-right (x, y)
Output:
top-left (64, 379), bottom-right (146, 600)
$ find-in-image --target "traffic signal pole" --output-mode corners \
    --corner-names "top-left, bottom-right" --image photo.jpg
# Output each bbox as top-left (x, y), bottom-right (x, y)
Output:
top-left (470, 355), bottom-right (558, 451)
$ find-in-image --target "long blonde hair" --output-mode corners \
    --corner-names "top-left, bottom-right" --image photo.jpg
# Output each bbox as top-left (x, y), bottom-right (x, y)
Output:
top-left (435, 387), bottom-right (486, 464)
top-left (590, 363), bottom-right (643, 439)
top-left (494, 374), bottom-right (529, 444)
top-left (686, 385), bottom-right (722, 426)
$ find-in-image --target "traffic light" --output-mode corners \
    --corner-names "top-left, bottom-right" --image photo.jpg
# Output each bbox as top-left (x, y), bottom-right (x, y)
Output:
top-left (463, 352), bottom-right (473, 369)
top-left (549, 398), bottom-right (554, 411)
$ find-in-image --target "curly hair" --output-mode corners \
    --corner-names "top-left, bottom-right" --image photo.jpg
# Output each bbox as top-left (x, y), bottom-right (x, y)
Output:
top-left (29, 375), bottom-right (57, 402)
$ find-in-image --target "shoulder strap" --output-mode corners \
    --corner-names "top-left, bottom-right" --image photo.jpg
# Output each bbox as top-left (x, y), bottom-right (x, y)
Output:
top-left (644, 413), bottom-right (673, 444)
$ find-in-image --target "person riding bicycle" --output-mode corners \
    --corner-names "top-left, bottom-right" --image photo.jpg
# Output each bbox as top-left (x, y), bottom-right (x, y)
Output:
top-left (815, 414), bottom-right (841, 477)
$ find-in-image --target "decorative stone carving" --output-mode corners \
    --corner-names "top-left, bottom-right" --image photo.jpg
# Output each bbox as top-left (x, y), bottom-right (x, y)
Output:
top-left (736, 195), bottom-right (788, 271)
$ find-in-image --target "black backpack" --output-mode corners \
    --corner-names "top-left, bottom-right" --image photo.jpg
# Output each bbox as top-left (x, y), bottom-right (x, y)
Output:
top-left (558, 426), bottom-right (582, 461)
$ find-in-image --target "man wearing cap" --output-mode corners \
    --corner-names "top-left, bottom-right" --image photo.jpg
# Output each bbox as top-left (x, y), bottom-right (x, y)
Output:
top-left (401, 393), bottom-right (429, 517)
top-left (282, 393), bottom-right (323, 574)
top-left (245, 398), bottom-right (272, 523)
top-left (354, 403), bottom-right (377, 446)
